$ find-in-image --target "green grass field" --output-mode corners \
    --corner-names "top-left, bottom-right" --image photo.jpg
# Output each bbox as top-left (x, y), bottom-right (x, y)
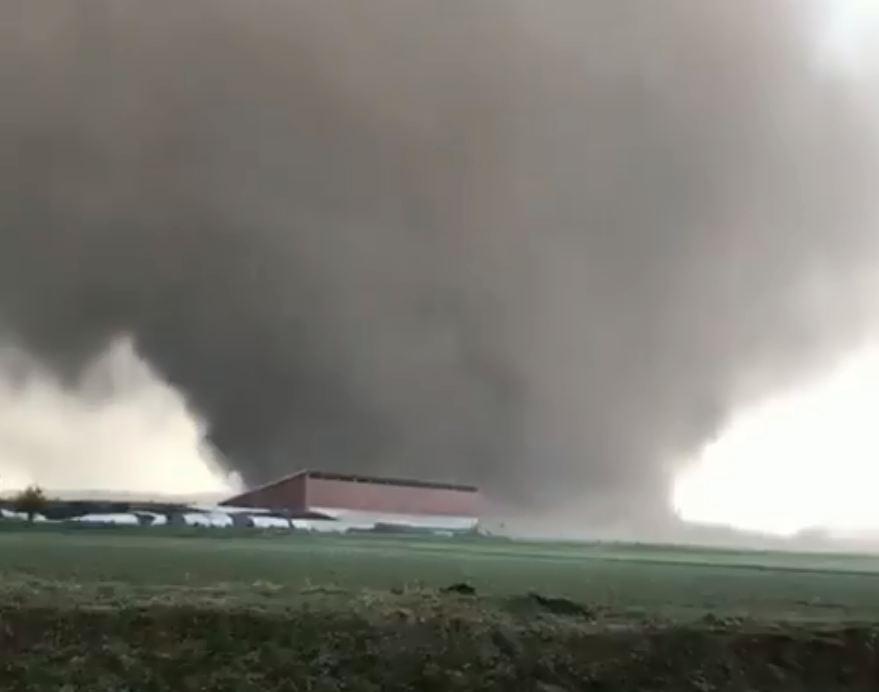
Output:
top-left (3, 526), bottom-right (879, 690)
top-left (3, 528), bottom-right (879, 620)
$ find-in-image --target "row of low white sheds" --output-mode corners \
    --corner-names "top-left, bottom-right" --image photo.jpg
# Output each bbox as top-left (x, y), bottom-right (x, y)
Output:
top-left (0, 505), bottom-right (478, 533)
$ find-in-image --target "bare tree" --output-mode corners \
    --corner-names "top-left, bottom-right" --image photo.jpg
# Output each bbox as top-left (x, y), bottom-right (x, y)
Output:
top-left (13, 485), bottom-right (46, 523)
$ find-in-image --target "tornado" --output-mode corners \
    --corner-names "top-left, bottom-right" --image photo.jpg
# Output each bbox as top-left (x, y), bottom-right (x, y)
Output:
top-left (0, 1), bottom-right (876, 529)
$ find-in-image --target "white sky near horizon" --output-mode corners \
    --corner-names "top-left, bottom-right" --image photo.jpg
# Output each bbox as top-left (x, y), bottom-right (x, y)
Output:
top-left (672, 0), bottom-right (879, 537)
top-left (0, 339), bottom-right (241, 497)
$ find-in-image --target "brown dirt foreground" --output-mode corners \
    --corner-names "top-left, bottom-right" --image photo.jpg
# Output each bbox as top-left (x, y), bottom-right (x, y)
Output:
top-left (1, 593), bottom-right (878, 691)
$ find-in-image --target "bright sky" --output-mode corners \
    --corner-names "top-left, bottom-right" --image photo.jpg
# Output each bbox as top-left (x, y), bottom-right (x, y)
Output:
top-left (672, 0), bottom-right (879, 537)
top-left (0, 338), bottom-right (240, 497)
top-left (673, 349), bottom-right (879, 535)
top-left (815, 0), bottom-right (879, 70)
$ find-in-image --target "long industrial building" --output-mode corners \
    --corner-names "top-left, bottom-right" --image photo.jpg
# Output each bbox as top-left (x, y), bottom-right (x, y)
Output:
top-left (220, 469), bottom-right (480, 530)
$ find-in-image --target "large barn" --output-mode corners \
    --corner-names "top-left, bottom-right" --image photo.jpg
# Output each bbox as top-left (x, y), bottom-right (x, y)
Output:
top-left (220, 470), bottom-right (480, 531)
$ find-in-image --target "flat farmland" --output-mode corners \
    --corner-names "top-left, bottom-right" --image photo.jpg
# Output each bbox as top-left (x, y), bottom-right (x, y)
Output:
top-left (1, 529), bottom-right (879, 620)
top-left (2, 527), bottom-right (879, 690)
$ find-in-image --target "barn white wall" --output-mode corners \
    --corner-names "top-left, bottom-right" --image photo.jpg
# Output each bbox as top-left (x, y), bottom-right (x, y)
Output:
top-left (310, 507), bottom-right (479, 531)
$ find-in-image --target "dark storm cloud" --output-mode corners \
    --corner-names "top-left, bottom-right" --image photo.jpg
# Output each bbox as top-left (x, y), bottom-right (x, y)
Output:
top-left (0, 0), bottom-right (877, 519)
